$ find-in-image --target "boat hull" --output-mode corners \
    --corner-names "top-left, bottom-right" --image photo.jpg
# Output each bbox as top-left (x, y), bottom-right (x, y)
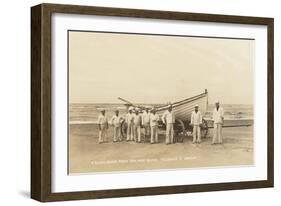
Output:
top-left (155, 93), bottom-right (208, 122)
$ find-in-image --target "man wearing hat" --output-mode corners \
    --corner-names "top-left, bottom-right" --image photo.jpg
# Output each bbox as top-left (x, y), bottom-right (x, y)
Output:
top-left (190, 104), bottom-right (202, 143)
top-left (97, 108), bottom-right (108, 143)
top-left (133, 108), bottom-right (142, 142)
top-left (162, 105), bottom-right (175, 144)
top-left (126, 106), bottom-right (135, 141)
top-left (150, 108), bottom-right (160, 143)
top-left (142, 106), bottom-right (151, 142)
top-left (110, 110), bottom-right (124, 142)
top-left (212, 101), bottom-right (224, 144)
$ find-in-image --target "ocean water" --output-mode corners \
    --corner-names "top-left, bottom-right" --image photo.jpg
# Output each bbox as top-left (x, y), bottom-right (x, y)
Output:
top-left (69, 103), bottom-right (253, 124)
top-left (205, 104), bottom-right (253, 120)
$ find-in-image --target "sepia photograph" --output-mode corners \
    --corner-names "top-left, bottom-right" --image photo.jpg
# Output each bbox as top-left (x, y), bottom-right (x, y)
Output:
top-left (68, 30), bottom-right (254, 174)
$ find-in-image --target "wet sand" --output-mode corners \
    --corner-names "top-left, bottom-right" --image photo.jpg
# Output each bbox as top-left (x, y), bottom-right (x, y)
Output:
top-left (69, 122), bottom-right (253, 174)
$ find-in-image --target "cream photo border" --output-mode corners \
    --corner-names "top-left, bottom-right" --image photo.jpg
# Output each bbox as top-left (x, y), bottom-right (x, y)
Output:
top-left (52, 13), bottom-right (267, 193)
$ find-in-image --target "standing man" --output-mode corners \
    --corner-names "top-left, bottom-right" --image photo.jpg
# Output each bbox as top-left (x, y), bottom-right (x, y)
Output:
top-left (133, 108), bottom-right (142, 142)
top-left (110, 110), bottom-right (123, 142)
top-left (126, 106), bottom-right (134, 141)
top-left (162, 105), bottom-right (175, 144)
top-left (97, 108), bottom-right (108, 144)
top-left (190, 104), bottom-right (202, 144)
top-left (142, 106), bottom-right (151, 142)
top-left (212, 101), bottom-right (224, 144)
top-left (150, 108), bottom-right (160, 144)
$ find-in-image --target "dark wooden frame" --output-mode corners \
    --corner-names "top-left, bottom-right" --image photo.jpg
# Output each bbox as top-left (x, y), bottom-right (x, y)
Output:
top-left (31, 3), bottom-right (274, 202)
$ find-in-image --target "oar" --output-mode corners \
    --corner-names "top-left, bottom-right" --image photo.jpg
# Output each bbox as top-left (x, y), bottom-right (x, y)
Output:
top-left (117, 97), bottom-right (146, 110)
top-left (117, 97), bottom-right (134, 106)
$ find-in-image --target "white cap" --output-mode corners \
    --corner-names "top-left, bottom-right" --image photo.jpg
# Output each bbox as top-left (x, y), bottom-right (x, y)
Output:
top-left (195, 104), bottom-right (199, 107)
top-left (135, 107), bottom-right (140, 111)
top-left (128, 106), bottom-right (134, 111)
top-left (215, 100), bottom-right (220, 104)
top-left (99, 108), bottom-right (105, 111)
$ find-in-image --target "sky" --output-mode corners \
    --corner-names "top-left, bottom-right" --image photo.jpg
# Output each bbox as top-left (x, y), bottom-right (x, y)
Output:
top-left (69, 31), bottom-right (254, 105)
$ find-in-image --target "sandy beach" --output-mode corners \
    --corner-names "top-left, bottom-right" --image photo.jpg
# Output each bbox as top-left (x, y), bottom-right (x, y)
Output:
top-left (69, 120), bottom-right (253, 174)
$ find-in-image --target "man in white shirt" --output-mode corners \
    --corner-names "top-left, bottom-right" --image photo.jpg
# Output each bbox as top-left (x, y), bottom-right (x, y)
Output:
top-left (162, 105), bottom-right (175, 144)
top-left (126, 106), bottom-right (134, 141)
top-left (110, 110), bottom-right (123, 142)
top-left (133, 108), bottom-right (142, 143)
top-left (97, 108), bottom-right (108, 143)
top-left (212, 101), bottom-right (224, 144)
top-left (190, 104), bottom-right (202, 144)
top-left (142, 106), bottom-right (151, 142)
top-left (150, 108), bottom-right (160, 143)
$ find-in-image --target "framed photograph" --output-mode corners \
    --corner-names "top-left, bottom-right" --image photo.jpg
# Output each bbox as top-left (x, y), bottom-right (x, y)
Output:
top-left (31, 3), bottom-right (274, 202)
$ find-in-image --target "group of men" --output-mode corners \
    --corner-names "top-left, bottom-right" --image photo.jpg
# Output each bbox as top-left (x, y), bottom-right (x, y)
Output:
top-left (97, 101), bottom-right (224, 145)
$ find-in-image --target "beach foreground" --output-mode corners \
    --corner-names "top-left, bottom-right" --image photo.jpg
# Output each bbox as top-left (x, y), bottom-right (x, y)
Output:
top-left (69, 121), bottom-right (254, 174)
